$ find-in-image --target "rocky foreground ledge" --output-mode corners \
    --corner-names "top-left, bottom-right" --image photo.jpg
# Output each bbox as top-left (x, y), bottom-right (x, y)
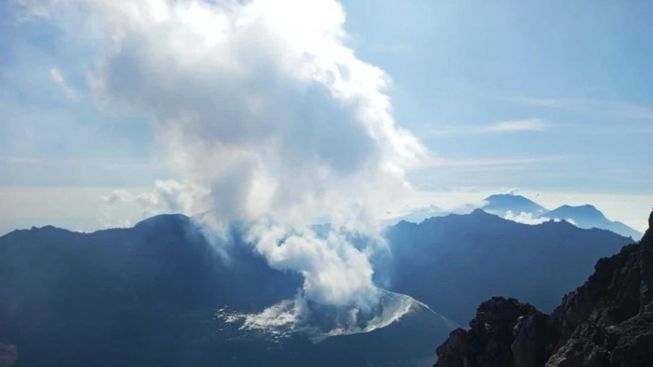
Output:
top-left (435, 212), bottom-right (653, 367)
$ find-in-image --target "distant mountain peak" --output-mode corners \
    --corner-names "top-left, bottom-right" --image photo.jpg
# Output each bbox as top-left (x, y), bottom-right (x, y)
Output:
top-left (134, 213), bottom-right (191, 228)
top-left (484, 193), bottom-right (534, 201)
top-left (482, 193), bottom-right (547, 217)
top-left (547, 204), bottom-right (605, 219)
top-left (470, 208), bottom-right (490, 216)
top-left (544, 205), bottom-right (641, 239)
top-left (478, 193), bottom-right (642, 239)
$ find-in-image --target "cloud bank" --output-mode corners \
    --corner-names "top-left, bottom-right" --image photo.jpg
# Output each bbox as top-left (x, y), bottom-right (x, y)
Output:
top-left (25, 0), bottom-right (426, 327)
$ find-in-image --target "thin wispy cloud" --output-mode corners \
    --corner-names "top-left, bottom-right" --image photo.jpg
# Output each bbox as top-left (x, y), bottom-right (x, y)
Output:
top-left (511, 97), bottom-right (653, 120)
top-left (486, 118), bottom-right (549, 133)
top-left (425, 118), bottom-right (550, 138)
top-left (420, 155), bottom-right (566, 169)
top-left (0, 155), bottom-right (160, 170)
top-left (49, 67), bottom-right (78, 101)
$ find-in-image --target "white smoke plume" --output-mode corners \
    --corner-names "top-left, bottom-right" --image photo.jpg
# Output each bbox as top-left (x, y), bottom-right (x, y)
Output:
top-left (25, 0), bottom-right (426, 327)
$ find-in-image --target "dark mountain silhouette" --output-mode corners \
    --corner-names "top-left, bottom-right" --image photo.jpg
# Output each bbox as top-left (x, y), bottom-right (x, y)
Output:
top-left (544, 204), bottom-right (641, 240)
top-left (482, 194), bottom-right (547, 217)
top-left (434, 212), bottom-right (653, 367)
top-left (0, 210), bottom-right (640, 366)
top-left (388, 205), bottom-right (448, 225)
top-left (385, 210), bottom-right (632, 324)
top-left (0, 214), bottom-right (453, 367)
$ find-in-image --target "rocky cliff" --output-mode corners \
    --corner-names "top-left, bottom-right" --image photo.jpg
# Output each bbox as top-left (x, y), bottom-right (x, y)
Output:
top-left (434, 211), bottom-right (653, 367)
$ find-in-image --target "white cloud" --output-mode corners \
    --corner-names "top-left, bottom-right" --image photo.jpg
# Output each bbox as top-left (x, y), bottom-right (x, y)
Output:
top-left (134, 179), bottom-right (209, 216)
top-left (49, 67), bottom-right (78, 100)
top-left (101, 189), bottom-right (131, 205)
top-left (425, 117), bottom-right (550, 138)
top-left (486, 118), bottom-right (548, 132)
top-left (506, 187), bottom-right (521, 195)
top-left (27, 0), bottom-right (426, 327)
top-left (503, 210), bottom-right (548, 225)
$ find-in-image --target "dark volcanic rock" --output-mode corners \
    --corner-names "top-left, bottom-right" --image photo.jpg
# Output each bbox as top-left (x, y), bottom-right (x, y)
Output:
top-left (511, 312), bottom-right (551, 367)
top-left (435, 297), bottom-right (544, 367)
top-left (545, 227), bottom-right (653, 367)
top-left (434, 213), bottom-right (653, 367)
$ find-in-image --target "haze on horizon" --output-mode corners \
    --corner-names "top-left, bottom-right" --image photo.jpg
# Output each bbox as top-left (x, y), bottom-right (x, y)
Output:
top-left (1, 0), bottom-right (652, 235)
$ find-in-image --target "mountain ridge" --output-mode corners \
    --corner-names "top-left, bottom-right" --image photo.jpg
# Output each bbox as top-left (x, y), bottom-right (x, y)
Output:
top-left (0, 213), bottom-right (453, 367)
top-left (434, 212), bottom-right (653, 367)
top-left (481, 193), bottom-right (642, 239)
top-left (482, 194), bottom-right (547, 217)
top-left (0, 210), bottom-right (639, 366)
top-left (386, 209), bottom-right (632, 324)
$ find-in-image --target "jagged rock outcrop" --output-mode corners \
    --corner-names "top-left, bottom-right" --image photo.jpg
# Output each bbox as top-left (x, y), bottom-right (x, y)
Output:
top-left (435, 297), bottom-right (548, 367)
top-left (435, 212), bottom-right (653, 367)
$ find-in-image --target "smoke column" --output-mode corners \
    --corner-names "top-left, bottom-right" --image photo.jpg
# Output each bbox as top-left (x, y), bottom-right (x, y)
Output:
top-left (27, 0), bottom-right (426, 324)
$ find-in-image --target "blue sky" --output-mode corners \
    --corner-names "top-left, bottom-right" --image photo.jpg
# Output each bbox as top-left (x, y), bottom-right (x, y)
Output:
top-left (341, 0), bottom-right (653, 191)
top-left (1, 0), bottom-right (652, 233)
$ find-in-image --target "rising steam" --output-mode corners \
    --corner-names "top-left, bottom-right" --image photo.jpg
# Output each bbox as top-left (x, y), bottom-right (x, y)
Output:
top-left (26, 0), bottom-right (426, 331)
